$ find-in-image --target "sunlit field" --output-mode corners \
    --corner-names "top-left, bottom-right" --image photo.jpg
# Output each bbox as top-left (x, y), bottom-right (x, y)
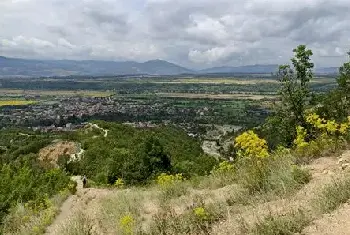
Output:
top-left (0, 100), bottom-right (37, 106)
top-left (0, 89), bottom-right (114, 98)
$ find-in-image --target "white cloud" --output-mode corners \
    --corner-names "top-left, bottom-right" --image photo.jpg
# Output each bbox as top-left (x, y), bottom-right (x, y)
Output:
top-left (0, 0), bottom-right (349, 68)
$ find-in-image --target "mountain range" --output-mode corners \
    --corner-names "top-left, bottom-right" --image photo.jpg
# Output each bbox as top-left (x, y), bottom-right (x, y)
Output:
top-left (0, 56), bottom-right (339, 77)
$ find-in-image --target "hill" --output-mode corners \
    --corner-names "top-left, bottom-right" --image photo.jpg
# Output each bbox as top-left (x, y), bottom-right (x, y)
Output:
top-left (0, 56), bottom-right (339, 77)
top-left (0, 57), bottom-right (193, 77)
top-left (200, 64), bottom-right (280, 74)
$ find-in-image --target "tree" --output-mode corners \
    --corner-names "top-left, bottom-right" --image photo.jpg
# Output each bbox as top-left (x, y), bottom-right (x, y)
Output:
top-left (142, 135), bottom-right (171, 175)
top-left (317, 50), bottom-right (350, 121)
top-left (263, 45), bottom-right (314, 148)
top-left (337, 50), bottom-right (350, 111)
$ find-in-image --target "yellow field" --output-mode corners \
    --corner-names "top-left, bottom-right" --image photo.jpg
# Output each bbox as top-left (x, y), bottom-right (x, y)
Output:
top-left (0, 100), bottom-right (37, 106)
top-left (0, 89), bottom-right (114, 98)
top-left (151, 78), bottom-right (279, 85)
top-left (156, 92), bottom-right (276, 100)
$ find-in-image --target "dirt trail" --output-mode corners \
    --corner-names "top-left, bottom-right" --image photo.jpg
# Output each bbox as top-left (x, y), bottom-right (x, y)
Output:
top-left (302, 151), bottom-right (350, 235)
top-left (44, 176), bottom-right (111, 235)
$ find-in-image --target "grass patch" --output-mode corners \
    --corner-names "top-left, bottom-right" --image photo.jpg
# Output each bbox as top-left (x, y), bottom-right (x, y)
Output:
top-left (250, 209), bottom-right (311, 235)
top-left (149, 199), bottom-right (225, 235)
top-left (1, 190), bottom-right (70, 235)
top-left (314, 174), bottom-right (350, 213)
top-left (99, 190), bottom-right (147, 234)
top-left (58, 212), bottom-right (94, 235)
top-left (235, 153), bottom-right (311, 195)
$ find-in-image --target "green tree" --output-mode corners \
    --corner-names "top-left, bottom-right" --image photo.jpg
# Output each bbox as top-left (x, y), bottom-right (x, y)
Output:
top-left (316, 50), bottom-right (350, 121)
top-left (263, 45), bottom-right (314, 148)
top-left (142, 135), bottom-right (172, 175)
top-left (337, 50), bottom-right (350, 110)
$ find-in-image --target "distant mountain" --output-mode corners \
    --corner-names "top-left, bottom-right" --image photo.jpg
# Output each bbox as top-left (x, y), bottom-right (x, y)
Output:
top-left (315, 67), bottom-right (339, 74)
top-left (201, 64), bottom-right (280, 74)
top-left (0, 57), bottom-right (193, 77)
top-left (0, 56), bottom-right (339, 77)
top-left (202, 64), bottom-right (340, 75)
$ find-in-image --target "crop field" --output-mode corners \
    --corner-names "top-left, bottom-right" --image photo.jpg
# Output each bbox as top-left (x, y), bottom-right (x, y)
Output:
top-left (151, 78), bottom-right (279, 85)
top-left (0, 89), bottom-right (114, 98)
top-left (0, 100), bottom-right (37, 106)
top-left (155, 92), bottom-right (277, 100)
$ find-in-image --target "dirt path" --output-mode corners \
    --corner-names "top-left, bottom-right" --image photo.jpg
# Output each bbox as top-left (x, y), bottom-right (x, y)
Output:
top-left (44, 176), bottom-right (111, 235)
top-left (302, 151), bottom-right (350, 235)
top-left (88, 123), bottom-right (108, 137)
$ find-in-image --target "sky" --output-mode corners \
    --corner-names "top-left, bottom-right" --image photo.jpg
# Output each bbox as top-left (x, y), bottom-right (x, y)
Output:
top-left (0, 0), bottom-right (350, 69)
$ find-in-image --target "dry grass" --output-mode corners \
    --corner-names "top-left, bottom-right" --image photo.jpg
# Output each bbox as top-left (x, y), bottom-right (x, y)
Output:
top-left (1, 190), bottom-right (70, 235)
top-left (57, 212), bottom-right (94, 235)
top-left (249, 209), bottom-right (312, 235)
top-left (314, 173), bottom-right (350, 214)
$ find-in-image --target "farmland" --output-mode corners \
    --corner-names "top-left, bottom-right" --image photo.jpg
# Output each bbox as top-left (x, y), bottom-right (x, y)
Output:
top-left (0, 89), bottom-right (114, 98)
top-left (0, 100), bottom-right (36, 106)
top-left (0, 75), bottom-right (337, 130)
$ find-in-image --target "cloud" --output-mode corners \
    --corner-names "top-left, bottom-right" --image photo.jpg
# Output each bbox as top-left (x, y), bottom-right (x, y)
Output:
top-left (0, 0), bottom-right (350, 68)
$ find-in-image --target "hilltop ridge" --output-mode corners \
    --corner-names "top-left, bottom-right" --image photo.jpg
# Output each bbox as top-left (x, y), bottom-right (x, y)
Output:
top-left (0, 56), bottom-right (338, 77)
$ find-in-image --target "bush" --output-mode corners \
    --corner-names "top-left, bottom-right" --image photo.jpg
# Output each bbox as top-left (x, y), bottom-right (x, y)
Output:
top-left (149, 200), bottom-right (225, 235)
top-left (250, 209), bottom-right (311, 235)
top-left (157, 173), bottom-right (188, 200)
top-left (235, 153), bottom-right (311, 195)
top-left (315, 175), bottom-right (350, 213)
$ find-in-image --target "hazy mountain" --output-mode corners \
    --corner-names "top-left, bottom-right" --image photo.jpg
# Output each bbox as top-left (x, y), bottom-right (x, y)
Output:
top-left (200, 64), bottom-right (280, 74)
top-left (0, 56), bottom-right (339, 77)
top-left (315, 67), bottom-right (339, 74)
top-left (0, 57), bottom-right (192, 77)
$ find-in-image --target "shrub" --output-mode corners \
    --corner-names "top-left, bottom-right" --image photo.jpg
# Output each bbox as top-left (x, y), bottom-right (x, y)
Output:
top-left (156, 173), bottom-right (187, 200)
top-left (149, 202), bottom-right (225, 235)
top-left (119, 214), bottom-right (135, 235)
top-left (235, 130), bottom-right (269, 159)
top-left (210, 161), bottom-right (234, 175)
top-left (250, 209), bottom-right (311, 235)
top-left (315, 175), bottom-right (350, 213)
top-left (156, 173), bottom-right (184, 188)
top-left (236, 153), bottom-right (311, 195)
top-left (114, 178), bottom-right (125, 189)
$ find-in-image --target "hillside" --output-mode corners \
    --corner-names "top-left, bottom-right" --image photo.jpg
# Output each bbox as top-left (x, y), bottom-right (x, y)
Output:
top-left (0, 57), bottom-right (193, 77)
top-left (200, 64), bottom-right (280, 74)
top-left (44, 149), bottom-right (350, 235)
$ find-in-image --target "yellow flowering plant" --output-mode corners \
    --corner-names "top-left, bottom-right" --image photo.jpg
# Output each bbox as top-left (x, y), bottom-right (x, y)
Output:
top-left (234, 130), bottom-right (269, 158)
top-left (193, 207), bottom-right (209, 221)
top-left (119, 214), bottom-right (135, 235)
top-left (294, 126), bottom-right (308, 148)
top-left (114, 178), bottom-right (125, 188)
top-left (210, 161), bottom-right (234, 175)
top-left (305, 113), bottom-right (350, 135)
top-left (156, 173), bottom-right (184, 188)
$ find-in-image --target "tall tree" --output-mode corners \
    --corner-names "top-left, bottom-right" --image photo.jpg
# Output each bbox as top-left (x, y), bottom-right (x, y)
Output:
top-left (337, 50), bottom-right (350, 110)
top-left (279, 45), bottom-right (314, 126)
top-left (263, 45), bottom-right (314, 148)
